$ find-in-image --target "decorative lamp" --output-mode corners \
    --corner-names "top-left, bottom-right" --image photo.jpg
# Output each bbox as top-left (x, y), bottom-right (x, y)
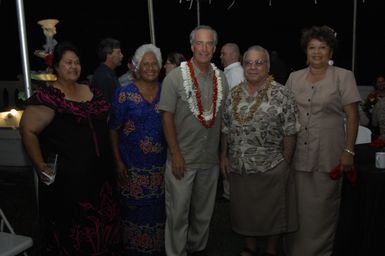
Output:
top-left (31, 19), bottom-right (59, 82)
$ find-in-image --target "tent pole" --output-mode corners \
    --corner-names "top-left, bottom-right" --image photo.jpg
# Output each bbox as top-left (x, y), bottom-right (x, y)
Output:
top-left (15, 0), bottom-right (32, 98)
top-left (352, 0), bottom-right (357, 73)
top-left (16, 0), bottom-right (39, 213)
top-left (147, 0), bottom-right (156, 45)
top-left (197, 0), bottom-right (200, 26)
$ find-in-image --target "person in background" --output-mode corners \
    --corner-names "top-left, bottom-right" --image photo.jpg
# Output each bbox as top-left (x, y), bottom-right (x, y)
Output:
top-left (285, 25), bottom-right (361, 256)
top-left (363, 74), bottom-right (385, 136)
top-left (371, 96), bottom-right (385, 139)
top-left (159, 25), bottom-right (229, 256)
top-left (119, 56), bottom-right (135, 86)
top-left (220, 43), bottom-right (244, 90)
top-left (163, 52), bottom-right (186, 76)
top-left (269, 50), bottom-right (288, 85)
top-left (92, 37), bottom-right (124, 103)
top-left (109, 43), bottom-right (166, 255)
top-left (358, 104), bottom-right (369, 126)
top-left (19, 42), bottom-right (122, 255)
top-left (363, 74), bottom-right (385, 115)
top-left (221, 45), bottom-right (299, 256)
top-left (219, 42), bottom-right (245, 200)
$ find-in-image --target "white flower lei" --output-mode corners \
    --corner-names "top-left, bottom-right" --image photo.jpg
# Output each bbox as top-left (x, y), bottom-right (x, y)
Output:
top-left (180, 61), bottom-right (223, 122)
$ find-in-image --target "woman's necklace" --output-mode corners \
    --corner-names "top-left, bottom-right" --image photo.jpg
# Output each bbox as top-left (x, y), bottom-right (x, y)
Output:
top-left (232, 75), bottom-right (273, 125)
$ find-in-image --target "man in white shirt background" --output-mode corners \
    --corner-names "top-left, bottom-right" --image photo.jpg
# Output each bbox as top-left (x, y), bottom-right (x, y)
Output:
top-left (220, 42), bottom-right (244, 200)
top-left (220, 43), bottom-right (244, 90)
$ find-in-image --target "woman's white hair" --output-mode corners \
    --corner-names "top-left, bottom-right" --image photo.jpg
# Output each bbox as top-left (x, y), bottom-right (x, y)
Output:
top-left (132, 44), bottom-right (162, 76)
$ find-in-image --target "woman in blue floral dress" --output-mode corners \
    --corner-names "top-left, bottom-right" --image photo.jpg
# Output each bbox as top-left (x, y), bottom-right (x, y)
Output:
top-left (109, 44), bottom-right (166, 256)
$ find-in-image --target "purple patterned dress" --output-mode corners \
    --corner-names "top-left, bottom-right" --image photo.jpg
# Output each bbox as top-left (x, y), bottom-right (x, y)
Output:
top-left (27, 85), bottom-right (122, 256)
top-left (109, 83), bottom-right (166, 256)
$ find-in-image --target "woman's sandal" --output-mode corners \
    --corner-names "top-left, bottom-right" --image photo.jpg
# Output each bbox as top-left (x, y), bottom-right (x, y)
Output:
top-left (240, 247), bottom-right (259, 256)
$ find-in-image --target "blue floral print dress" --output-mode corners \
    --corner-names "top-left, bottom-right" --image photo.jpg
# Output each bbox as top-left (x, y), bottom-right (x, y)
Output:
top-left (109, 82), bottom-right (167, 256)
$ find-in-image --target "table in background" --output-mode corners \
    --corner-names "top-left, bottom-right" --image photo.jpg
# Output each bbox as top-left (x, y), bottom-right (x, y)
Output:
top-left (334, 143), bottom-right (385, 255)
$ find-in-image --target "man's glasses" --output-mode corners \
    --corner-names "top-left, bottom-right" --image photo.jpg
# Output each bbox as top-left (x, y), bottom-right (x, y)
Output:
top-left (243, 59), bottom-right (267, 68)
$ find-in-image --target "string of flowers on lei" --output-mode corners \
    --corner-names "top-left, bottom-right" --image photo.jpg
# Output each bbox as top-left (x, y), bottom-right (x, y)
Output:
top-left (180, 60), bottom-right (223, 128)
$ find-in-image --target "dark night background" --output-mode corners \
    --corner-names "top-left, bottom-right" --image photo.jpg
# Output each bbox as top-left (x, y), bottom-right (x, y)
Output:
top-left (0, 0), bottom-right (384, 85)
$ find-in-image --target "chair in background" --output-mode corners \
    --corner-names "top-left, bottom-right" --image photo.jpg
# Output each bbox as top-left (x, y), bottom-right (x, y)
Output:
top-left (0, 208), bottom-right (33, 256)
top-left (355, 125), bottom-right (372, 144)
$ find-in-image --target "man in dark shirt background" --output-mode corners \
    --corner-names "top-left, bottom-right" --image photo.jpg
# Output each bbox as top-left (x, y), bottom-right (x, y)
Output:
top-left (91, 38), bottom-right (124, 103)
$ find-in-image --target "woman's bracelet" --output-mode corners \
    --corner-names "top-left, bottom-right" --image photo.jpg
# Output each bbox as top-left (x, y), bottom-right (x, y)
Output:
top-left (344, 148), bottom-right (355, 156)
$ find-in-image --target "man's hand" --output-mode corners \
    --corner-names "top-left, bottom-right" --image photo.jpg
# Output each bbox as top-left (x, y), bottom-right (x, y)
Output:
top-left (220, 155), bottom-right (229, 179)
top-left (171, 151), bottom-right (186, 180)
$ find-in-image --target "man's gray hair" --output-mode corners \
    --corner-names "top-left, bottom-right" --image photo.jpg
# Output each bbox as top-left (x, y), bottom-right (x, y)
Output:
top-left (189, 25), bottom-right (218, 46)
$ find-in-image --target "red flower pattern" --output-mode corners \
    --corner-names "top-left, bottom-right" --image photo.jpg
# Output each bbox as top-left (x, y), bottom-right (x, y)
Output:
top-left (139, 136), bottom-right (163, 154)
top-left (63, 183), bottom-right (121, 255)
top-left (123, 120), bottom-right (136, 135)
top-left (126, 222), bottom-right (164, 253)
top-left (127, 92), bottom-right (142, 104)
top-left (118, 91), bottom-right (126, 103)
top-left (150, 173), bottom-right (163, 187)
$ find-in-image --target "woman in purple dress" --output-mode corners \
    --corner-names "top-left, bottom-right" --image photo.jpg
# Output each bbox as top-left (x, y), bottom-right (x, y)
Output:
top-left (109, 44), bottom-right (166, 256)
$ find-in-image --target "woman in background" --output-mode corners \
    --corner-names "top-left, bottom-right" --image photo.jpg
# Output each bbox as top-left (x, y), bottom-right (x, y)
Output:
top-left (163, 52), bottom-right (186, 76)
